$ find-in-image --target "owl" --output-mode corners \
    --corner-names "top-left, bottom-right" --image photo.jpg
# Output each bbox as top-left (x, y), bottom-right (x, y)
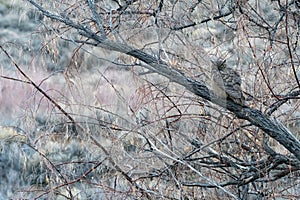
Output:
top-left (210, 59), bottom-right (245, 105)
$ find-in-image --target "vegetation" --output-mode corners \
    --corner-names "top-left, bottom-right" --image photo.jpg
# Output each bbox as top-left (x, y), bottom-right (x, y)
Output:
top-left (0, 0), bottom-right (299, 199)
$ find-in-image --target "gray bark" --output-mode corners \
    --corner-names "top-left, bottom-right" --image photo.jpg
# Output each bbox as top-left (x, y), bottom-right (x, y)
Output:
top-left (26, 0), bottom-right (300, 161)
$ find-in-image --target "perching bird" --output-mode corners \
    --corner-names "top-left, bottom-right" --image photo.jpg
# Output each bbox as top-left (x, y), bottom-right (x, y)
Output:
top-left (210, 59), bottom-right (245, 105)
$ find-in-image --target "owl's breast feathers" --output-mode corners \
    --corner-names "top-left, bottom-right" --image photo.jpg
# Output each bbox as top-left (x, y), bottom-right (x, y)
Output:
top-left (211, 63), bottom-right (245, 105)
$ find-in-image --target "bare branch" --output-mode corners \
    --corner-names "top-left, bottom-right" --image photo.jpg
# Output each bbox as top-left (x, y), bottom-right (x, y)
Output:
top-left (87, 0), bottom-right (107, 37)
top-left (25, 0), bottom-right (300, 161)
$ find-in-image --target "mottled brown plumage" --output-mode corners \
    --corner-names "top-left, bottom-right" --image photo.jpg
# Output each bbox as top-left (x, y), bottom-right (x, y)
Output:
top-left (211, 60), bottom-right (244, 105)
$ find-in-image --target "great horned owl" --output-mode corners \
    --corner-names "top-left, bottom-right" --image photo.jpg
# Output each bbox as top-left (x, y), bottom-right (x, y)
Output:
top-left (210, 59), bottom-right (245, 105)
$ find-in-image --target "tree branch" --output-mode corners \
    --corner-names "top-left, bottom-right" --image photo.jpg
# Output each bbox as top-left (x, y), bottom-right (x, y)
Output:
top-left (26, 0), bottom-right (300, 161)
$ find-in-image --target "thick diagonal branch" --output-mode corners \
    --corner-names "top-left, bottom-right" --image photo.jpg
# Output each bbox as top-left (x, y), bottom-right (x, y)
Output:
top-left (27, 0), bottom-right (300, 161)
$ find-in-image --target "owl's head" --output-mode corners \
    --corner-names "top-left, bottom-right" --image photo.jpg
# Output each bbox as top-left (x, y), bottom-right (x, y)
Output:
top-left (211, 58), bottom-right (226, 70)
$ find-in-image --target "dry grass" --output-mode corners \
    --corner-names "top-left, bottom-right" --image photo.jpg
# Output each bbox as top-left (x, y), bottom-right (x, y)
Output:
top-left (1, 0), bottom-right (300, 199)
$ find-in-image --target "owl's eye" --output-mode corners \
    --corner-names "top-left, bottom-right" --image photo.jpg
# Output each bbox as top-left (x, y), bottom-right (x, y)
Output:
top-left (214, 60), bottom-right (226, 68)
top-left (217, 63), bottom-right (226, 70)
